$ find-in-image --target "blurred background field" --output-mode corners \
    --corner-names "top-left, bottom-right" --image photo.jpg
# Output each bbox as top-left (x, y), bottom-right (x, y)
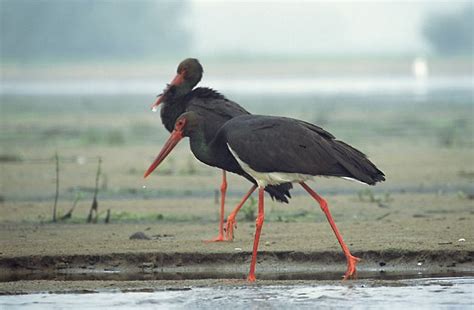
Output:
top-left (0, 0), bottom-right (473, 227)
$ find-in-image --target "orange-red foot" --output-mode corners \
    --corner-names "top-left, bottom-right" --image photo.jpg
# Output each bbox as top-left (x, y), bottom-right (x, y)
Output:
top-left (343, 254), bottom-right (361, 280)
top-left (225, 215), bottom-right (237, 240)
top-left (202, 235), bottom-right (228, 243)
top-left (247, 273), bottom-right (256, 282)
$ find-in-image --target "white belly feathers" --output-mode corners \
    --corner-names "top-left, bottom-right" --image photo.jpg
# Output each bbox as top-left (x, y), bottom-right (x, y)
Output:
top-left (227, 144), bottom-right (313, 187)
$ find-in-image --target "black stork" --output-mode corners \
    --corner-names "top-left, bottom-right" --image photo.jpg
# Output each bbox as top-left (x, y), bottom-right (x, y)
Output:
top-left (144, 112), bottom-right (385, 281)
top-left (149, 58), bottom-right (292, 242)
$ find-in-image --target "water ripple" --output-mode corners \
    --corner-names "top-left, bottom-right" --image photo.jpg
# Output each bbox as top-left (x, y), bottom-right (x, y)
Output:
top-left (1, 277), bottom-right (473, 309)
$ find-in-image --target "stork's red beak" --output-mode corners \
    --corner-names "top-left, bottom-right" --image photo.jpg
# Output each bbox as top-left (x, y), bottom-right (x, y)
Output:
top-left (144, 129), bottom-right (184, 178)
top-left (150, 71), bottom-right (186, 111)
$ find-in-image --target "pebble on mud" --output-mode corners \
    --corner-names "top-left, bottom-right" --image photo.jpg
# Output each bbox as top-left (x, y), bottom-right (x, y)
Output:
top-left (129, 232), bottom-right (151, 240)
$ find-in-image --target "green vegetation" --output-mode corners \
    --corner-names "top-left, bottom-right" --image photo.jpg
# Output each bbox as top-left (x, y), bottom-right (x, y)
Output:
top-left (241, 196), bottom-right (257, 222)
top-left (357, 189), bottom-right (393, 208)
top-left (2, 94), bottom-right (472, 150)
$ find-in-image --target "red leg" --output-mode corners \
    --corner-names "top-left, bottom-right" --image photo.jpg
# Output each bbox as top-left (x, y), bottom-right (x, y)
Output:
top-left (247, 186), bottom-right (265, 282)
top-left (300, 182), bottom-right (360, 280)
top-left (226, 185), bottom-right (257, 241)
top-left (204, 170), bottom-right (227, 242)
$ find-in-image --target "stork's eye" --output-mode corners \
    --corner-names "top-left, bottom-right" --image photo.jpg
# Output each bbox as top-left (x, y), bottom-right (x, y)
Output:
top-left (176, 119), bottom-right (186, 129)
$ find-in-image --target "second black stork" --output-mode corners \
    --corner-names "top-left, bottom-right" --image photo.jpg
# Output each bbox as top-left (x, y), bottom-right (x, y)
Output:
top-left (144, 112), bottom-right (385, 281)
top-left (149, 58), bottom-right (292, 242)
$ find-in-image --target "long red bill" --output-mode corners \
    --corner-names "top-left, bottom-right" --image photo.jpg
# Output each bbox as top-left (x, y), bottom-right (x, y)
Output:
top-left (150, 72), bottom-right (186, 111)
top-left (144, 130), bottom-right (183, 178)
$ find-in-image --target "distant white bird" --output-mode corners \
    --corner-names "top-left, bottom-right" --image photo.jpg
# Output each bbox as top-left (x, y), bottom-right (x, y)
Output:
top-left (412, 57), bottom-right (429, 79)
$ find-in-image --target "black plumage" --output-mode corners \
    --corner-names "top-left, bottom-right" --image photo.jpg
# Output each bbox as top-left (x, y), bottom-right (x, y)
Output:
top-left (154, 58), bottom-right (293, 202)
top-left (214, 115), bottom-right (385, 185)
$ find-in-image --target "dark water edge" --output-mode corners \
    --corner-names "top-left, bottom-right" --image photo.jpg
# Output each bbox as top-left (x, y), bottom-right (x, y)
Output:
top-left (0, 277), bottom-right (473, 309)
top-left (1, 249), bottom-right (473, 282)
top-left (1, 269), bottom-right (474, 284)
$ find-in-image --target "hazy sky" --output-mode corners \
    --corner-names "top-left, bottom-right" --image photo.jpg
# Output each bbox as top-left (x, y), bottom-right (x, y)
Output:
top-left (188, 0), bottom-right (469, 56)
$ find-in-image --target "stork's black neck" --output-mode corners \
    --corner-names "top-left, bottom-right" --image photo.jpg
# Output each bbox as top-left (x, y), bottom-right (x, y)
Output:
top-left (186, 121), bottom-right (242, 174)
top-left (160, 95), bottom-right (188, 132)
top-left (160, 87), bottom-right (228, 133)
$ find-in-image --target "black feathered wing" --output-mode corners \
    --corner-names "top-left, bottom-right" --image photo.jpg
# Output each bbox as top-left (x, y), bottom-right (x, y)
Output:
top-left (222, 115), bottom-right (385, 185)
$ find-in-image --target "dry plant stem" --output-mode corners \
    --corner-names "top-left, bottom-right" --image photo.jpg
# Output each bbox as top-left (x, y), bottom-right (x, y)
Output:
top-left (87, 157), bottom-right (102, 223)
top-left (52, 152), bottom-right (59, 222)
top-left (105, 209), bottom-right (111, 224)
top-left (60, 194), bottom-right (80, 221)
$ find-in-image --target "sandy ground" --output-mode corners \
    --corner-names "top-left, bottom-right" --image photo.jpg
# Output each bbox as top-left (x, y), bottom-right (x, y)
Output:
top-left (0, 192), bottom-right (473, 294)
top-left (1, 193), bottom-right (473, 256)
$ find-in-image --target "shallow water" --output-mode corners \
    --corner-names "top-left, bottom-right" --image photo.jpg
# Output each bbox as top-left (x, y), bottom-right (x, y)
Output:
top-left (1, 76), bottom-right (472, 96)
top-left (1, 277), bottom-right (473, 309)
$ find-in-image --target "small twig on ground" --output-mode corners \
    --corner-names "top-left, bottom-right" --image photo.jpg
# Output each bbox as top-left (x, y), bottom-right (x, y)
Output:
top-left (105, 209), bottom-right (111, 224)
top-left (376, 212), bottom-right (391, 221)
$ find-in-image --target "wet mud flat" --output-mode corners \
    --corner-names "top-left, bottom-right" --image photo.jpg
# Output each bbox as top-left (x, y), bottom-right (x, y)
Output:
top-left (1, 223), bottom-right (473, 294)
top-left (1, 248), bottom-right (474, 283)
top-left (0, 249), bottom-right (473, 293)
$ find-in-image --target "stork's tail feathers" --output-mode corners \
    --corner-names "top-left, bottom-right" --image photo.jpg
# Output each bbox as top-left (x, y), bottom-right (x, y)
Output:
top-left (265, 182), bottom-right (293, 203)
top-left (332, 140), bottom-right (385, 185)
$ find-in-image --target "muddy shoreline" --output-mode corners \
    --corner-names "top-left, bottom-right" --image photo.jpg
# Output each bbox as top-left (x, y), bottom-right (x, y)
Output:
top-left (1, 249), bottom-right (472, 293)
top-left (2, 249), bottom-right (473, 275)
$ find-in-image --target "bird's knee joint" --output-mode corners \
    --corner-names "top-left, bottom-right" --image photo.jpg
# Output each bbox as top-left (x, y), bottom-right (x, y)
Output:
top-left (220, 182), bottom-right (228, 193)
top-left (319, 200), bottom-right (329, 212)
top-left (255, 214), bottom-right (265, 227)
